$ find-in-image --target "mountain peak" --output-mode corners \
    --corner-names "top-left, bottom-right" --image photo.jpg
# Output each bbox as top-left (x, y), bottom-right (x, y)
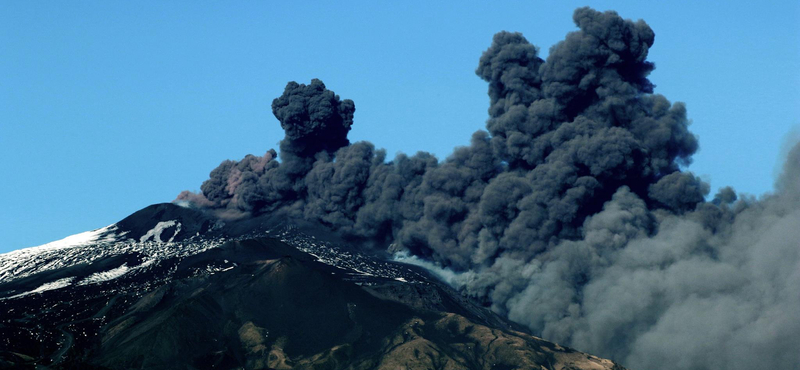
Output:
top-left (0, 204), bottom-right (627, 370)
top-left (114, 202), bottom-right (220, 243)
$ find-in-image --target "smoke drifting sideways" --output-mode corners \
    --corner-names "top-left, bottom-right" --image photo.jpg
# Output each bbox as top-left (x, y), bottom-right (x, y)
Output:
top-left (177, 8), bottom-right (800, 370)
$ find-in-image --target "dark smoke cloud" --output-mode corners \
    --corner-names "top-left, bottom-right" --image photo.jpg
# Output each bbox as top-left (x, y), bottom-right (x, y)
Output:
top-left (272, 79), bottom-right (355, 158)
top-left (177, 8), bottom-right (799, 370)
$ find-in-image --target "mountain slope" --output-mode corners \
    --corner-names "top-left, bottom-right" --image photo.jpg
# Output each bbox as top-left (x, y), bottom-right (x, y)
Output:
top-left (0, 204), bottom-right (626, 370)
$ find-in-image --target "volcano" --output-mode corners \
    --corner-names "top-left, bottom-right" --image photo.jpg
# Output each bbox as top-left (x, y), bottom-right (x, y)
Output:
top-left (0, 203), bottom-right (625, 370)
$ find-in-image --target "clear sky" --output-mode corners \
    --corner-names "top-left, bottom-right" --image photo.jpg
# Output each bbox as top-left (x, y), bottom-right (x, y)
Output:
top-left (1, 1), bottom-right (798, 254)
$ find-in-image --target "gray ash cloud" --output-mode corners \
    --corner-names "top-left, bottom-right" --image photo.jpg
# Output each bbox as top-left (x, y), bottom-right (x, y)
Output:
top-left (178, 8), bottom-right (799, 370)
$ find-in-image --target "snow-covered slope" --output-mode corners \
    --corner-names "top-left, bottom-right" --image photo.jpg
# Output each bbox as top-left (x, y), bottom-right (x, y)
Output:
top-left (0, 203), bottom-right (426, 300)
top-left (0, 225), bottom-right (120, 283)
top-left (0, 221), bottom-right (223, 286)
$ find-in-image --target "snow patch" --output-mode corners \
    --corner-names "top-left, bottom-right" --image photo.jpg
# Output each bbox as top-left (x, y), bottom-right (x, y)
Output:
top-left (140, 221), bottom-right (181, 243)
top-left (77, 264), bottom-right (130, 285)
top-left (204, 263), bottom-right (237, 275)
top-left (4, 277), bottom-right (75, 299)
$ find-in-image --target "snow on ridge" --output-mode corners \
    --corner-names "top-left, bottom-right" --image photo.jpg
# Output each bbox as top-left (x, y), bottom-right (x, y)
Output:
top-left (0, 225), bottom-right (120, 282)
top-left (2, 224), bottom-right (118, 257)
top-left (0, 232), bottom-right (224, 285)
top-left (77, 263), bottom-right (131, 286)
top-left (140, 221), bottom-right (181, 243)
top-left (3, 277), bottom-right (75, 300)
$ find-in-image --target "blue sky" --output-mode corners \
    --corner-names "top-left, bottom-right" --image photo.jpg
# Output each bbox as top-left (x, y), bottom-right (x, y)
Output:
top-left (1, 1), bottom-right (798, 253)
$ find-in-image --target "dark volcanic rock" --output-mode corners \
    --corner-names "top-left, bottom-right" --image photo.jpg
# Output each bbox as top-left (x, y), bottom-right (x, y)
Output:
top-left (0, 204), bottom-right (626, 370)
top-left (113, 203), bottom-right (221, 242)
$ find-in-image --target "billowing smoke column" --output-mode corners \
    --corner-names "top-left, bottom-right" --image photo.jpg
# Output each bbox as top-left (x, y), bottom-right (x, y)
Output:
top-left (178, 8), bottom-right (800, 370)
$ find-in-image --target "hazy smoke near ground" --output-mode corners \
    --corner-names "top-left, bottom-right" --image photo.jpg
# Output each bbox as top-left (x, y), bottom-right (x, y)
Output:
top-left (178, 7), bottom-right (800, 370)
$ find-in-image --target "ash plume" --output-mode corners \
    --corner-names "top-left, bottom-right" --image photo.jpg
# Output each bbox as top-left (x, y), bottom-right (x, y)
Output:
top-left (177, 7), bottom-right (800, 370)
